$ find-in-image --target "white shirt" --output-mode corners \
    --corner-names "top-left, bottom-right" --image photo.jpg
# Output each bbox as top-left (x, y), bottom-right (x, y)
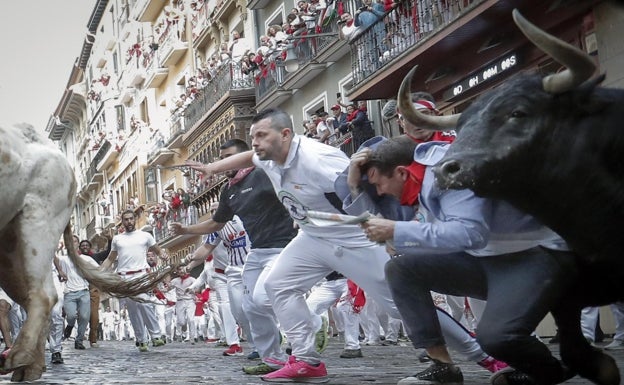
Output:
top-left (57, 253), bottom-right (99, 293)
top-left (253, 135), bottom-right (374, 247)
top-left (170, 275), bottom-right (196, 301)
top-left (111, 230), bottom-right (156, 274)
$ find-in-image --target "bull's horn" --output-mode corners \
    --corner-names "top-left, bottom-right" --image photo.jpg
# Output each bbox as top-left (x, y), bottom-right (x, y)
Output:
top-left (397, 66), bottom-right (460, 130)
top-left (512, 9), bottom-right (596, 94)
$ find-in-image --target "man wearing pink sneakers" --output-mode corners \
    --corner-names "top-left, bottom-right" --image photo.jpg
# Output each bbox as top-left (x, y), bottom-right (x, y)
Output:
top-left (187, 109), bottom-right (404, 383)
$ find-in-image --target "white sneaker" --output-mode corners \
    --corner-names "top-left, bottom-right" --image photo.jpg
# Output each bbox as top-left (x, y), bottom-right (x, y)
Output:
top-left (604, 339), bottom-right (624, 350)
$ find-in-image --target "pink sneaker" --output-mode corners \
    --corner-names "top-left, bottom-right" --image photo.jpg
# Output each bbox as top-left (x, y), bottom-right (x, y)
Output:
top-left (478, 356), bottom-right (509, 373)
top-left (261, 356), bottom-right (329, 383)
top-left (223, 344), bottom-right (244, 356)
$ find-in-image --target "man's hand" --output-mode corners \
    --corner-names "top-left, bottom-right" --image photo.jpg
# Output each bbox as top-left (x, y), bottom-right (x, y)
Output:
top-left (347, 148), bottom-right (371, 198)
top-left (168, 222), bottom-right (186, 236)
top-left (361, 217), bottom-right (395, 243)
top-left (184, 160), bottom-right (216, 181)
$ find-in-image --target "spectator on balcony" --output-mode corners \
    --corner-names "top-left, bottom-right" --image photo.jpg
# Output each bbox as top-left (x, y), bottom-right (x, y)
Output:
top-left (257, 35), bottom-right (272, 56)
top-left (338, 103), bottom-right (375, 150)
top-left (354, 0), bottom-right (387, 59)
top-left (381, 21), bottom-right (408, 61)
top-left (241, 53), bottom-right (256, 76)
top-left (338, 12), bottom-right (358, 41)
top-left (267, 25), bottom-right (288, 49)
top-left (304, 120), bottom-right (319, 139)
top-left (286, 12), bottom-right (306, 34)
top-left (315, 112), bottom-right (332, 144)
top-left (327, 104), bottom-right (348, 134)
top-left (299, 3), bottom-right (319, 31)
top-left (219, 42), bottom-right (231, 64)
top-left (229, 30), bottom-right (252, 63)
top-left (164, 5), bottom-right (185, 41)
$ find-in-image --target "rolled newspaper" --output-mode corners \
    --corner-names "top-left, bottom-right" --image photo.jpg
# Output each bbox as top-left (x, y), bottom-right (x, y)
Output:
top-left (305, 210), bottom-right (373, 226)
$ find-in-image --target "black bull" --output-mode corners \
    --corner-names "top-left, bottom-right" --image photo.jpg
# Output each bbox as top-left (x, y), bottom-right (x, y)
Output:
top-left (436, 70), bottom-right (624, 385)
top-left (398, 9), bottom-right (624, 385)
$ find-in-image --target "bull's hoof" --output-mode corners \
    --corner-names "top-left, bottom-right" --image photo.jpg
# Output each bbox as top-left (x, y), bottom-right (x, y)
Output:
top-left (577, 351), bottom-right (620, 385)
top-left (3, 348), bottom-right (35, 371)
top-left (10, 365), bottom-right (45, 382)
top-left (0, 348), bottom-right (14, 375)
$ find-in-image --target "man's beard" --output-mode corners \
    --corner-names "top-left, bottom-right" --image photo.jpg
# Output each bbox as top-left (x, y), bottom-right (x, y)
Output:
top-left (124, 224), bottom-right (135, 232)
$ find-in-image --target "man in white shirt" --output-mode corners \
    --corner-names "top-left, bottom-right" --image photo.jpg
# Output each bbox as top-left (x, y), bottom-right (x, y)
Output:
top-left (187, 108), bottom-right (401, 383)
top-left (57, 235), bottom-right (99, 350)
top-left (101, 210), bottom-right (167, 352)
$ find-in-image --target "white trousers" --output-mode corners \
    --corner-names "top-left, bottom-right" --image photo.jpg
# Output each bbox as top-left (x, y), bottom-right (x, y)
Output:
top-left (227, 265), bottom-right (255, 350)
top-left (306, 278), bottom-right (361, 350)
top-left (264, 232), bottom-right (400, 365)
top-left (209, 271), bottom-right (239, 345)
top-left (120, 272), bottom-right (161, 344)
top-left (242, 248), bottom-right (286, 363)
top-left (175, 299), bottom-right (196, 340)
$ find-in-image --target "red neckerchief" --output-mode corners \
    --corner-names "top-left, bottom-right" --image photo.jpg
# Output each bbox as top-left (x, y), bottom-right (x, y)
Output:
top-left (399, 132), bottom-right (456, 205)
top-left (346, 110), bottom-right (358, 121)
top-left (229, 166), bottom-right (255, 187)
top-left (347, 279), bottom-right (366, 313)
top-left (405, 131), bottom-right (455, 144)
top-left (180, 273), bottom-right (191, 281)
top-left (399, 162), bottom-right (425, 206)
top-left (346, 19), bottom-right (354, 27)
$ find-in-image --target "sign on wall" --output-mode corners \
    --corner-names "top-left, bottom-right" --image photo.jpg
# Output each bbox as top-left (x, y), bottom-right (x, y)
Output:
top-left (443, 52), bottom-right (519, 101)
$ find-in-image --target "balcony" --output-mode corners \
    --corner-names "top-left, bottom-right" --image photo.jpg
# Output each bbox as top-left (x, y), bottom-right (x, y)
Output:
top-left (149, 205), bottom-right (199, 245)
top-left (119, 86), bottom-right (136, 104)
top-left (191, 1), bottom-right (216, 46)
top-left (158, 25), bottom-right (189, 67)
top-left (85, 141), bottom-right (111, 191)
top-left (86, 217), bottom-right (97, 240)
top-left (183, 62), bottom-right (255, 131)
top-left (131, 0), bottom-right (166, 22)
top-left (211, 0), bottom-right (237, 24)
top-left (254, 24), bottom-right (344, 108)
top-left (190, 175), bottom-right (228, 218)
top-left (247, 0), bottom-right (271, 11)
top-left (167, 114), bottom-right (186, 149)
top-left (143, 49), bottom-right (169, 88)
top-left (98, 140), bottom-right (119, 170)
top-left (346, 0), bottom-right (597, 102)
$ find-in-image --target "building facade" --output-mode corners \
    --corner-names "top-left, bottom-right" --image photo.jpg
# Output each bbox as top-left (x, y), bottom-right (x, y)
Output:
top-left (46, 0), bottom-right (624, 330)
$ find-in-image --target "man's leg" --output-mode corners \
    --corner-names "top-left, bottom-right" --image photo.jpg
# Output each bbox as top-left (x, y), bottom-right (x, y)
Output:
top-left (62, 293), bottom-right (79, 345)
top-left (385, 252), bottom-right (485, 384)
top-left (261, 234), bottom-right (332, 382)
top-left (74, 290), bottom-right (91, 347)
top-left (0, 299), bottom-right (13, 350)
top-left (264, 234), bottom-right (335, 365)
top-left (124, 299), bottom-right (146, 344)
top-left (241, 249), bottom-right (287, 368)
top-left (88, 286), bottom-right (100, 345)
top-left (479, 248), bottom-right (577, 384)
top-left (227, 268), bottom-right (255, 351)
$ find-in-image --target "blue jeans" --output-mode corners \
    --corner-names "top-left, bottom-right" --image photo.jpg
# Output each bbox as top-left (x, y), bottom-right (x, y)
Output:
top-left (63, 289), bottom-right (91, 344)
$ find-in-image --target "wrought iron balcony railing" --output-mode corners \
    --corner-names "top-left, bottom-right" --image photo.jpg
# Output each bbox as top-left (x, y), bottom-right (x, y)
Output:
top-left (349, 0), bottom-right (479, 86)
top-left (182, 61), bottom-right (254, 130)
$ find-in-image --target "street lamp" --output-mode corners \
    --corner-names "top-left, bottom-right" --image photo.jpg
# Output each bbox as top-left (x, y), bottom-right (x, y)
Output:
top-left (283, 45), bottom-right (299, 73)
top-left (282, 31), bottom-right (339, 73)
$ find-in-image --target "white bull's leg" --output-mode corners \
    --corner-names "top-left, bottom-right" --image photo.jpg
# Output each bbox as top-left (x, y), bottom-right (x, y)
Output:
top-left (0, 214), bottom-right (59, 382)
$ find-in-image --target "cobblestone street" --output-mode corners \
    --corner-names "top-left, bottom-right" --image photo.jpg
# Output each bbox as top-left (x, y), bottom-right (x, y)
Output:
top-left (2, 336), bottom-right (622, 384)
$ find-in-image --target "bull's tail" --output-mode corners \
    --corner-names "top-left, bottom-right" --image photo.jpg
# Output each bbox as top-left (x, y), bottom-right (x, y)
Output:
top-left (62, 224), bottom-right (182, 299)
